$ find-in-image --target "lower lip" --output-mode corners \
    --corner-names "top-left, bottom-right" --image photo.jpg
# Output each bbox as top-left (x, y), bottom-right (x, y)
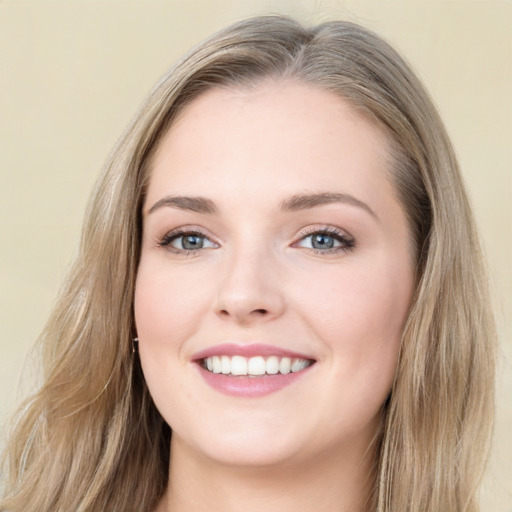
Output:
top-left (197, 364), bottom-right (313, 398)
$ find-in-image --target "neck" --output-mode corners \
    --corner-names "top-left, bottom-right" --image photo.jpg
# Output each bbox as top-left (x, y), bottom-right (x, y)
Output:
top-left (157, 435), bottom-right (377, 512)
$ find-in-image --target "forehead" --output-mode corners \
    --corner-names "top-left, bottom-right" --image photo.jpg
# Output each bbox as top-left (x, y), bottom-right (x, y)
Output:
top-left (146, 81), bottom-right (395, 214)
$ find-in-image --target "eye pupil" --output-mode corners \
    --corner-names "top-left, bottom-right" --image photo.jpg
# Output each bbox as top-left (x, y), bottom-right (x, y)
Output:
top-left (182, 235), bottom-right (204, 250)
top-left (312, 234), bottom-right (334, 249)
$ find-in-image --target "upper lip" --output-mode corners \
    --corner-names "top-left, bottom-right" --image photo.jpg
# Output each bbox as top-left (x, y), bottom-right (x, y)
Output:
top-left (191, 343), bottom-right (315, 362)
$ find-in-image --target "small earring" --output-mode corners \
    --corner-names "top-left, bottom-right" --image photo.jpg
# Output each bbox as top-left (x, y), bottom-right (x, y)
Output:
top-left (132, 337), bottom-right (139, 354)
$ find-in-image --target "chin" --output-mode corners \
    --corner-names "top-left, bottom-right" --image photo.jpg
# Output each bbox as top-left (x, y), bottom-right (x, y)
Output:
top-left (195, 441), bottom-right (300, 469)
top-left (173, 416), bottom-right (311, 469)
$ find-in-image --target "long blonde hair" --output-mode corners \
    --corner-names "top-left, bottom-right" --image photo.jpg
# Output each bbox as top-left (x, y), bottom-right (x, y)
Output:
top-left (1, 15), bottom-right (495, 512)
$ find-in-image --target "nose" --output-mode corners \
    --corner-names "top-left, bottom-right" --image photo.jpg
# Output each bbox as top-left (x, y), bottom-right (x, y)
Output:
top-left (214, 247), bottom-right (286, 325)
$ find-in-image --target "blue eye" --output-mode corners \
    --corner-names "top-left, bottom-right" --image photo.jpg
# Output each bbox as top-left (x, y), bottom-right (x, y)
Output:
top-left (296, 228), bottom-right (355, 254)
top-left (178, 234), bottom-right (205, 250)
top-left (159, 230), bottom-right (217, 253)
top-left (310, 233), bottom-right (336, 249)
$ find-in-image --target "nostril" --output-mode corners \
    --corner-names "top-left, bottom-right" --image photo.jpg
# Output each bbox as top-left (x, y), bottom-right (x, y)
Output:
top-left (218, 308), bottom-right (268, 318)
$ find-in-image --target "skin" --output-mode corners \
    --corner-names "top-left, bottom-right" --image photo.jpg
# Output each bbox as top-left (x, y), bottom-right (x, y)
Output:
top-left (135, 81), bottom-right (415, 512)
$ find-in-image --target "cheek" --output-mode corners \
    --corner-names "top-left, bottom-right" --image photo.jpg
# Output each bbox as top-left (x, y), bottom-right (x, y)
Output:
top-left (134, 259), bottom-right (211, 345)
top-left (307, 259), bottom-right (411, 339)
top-left (133, 261), bottom-right (206, 425)
top-left (302, 255), bottom-right (413, 395)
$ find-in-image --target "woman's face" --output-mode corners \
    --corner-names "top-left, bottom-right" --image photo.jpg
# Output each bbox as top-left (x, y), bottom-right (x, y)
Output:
top-left (135, 81), bottom-right (415, 468)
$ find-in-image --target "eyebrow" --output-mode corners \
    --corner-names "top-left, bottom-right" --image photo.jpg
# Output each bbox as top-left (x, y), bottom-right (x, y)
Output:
top-left (148, 195), bottom-right (218, 215)
top-left (147, 192), bottom-right (377, 220)
top-left (280, 192), bottom-right (378, 220)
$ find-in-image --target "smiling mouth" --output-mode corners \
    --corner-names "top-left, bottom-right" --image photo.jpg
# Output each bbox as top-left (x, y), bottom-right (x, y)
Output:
top-left (201, 355), bottom-right (314, 377)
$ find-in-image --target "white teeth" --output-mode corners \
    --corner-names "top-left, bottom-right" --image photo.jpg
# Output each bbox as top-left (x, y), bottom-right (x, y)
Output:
top-left (291, 358), bottom-right (308, 372)
top-left (202, 355), bottom-right (312, 376)
top-left (231, 356), bottom-right (247, 376)
top-left (266, 356), bottom-right (279, 375)
top-left (221, 355), bottom-right (230, 375)
top-left (248, 356), bottom-right (266, 375)
top-left (279, 357), bottom-right (291, 374)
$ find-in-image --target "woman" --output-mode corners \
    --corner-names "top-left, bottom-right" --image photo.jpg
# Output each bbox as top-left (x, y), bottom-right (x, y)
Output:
top-left (0, 15), bottom-right (496, 512)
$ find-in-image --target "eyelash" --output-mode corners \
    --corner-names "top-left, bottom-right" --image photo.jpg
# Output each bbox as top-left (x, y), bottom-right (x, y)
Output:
top-left (294, 226), bottom-right (356, 255)
top-left (157, 225), bottom-right (356, 256)
top-left (157, 227), bottom-right (214, 255)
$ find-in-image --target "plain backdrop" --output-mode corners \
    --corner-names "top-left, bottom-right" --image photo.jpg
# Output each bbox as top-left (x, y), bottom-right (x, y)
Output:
top-left (0, 1), bottom-right (510, 510)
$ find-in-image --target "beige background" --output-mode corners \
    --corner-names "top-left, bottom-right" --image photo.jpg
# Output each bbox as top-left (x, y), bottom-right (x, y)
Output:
top-left (0, 1), bottom-right (510, 509)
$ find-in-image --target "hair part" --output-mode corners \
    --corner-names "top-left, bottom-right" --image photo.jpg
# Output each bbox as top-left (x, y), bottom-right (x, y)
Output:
top-left (1, 15), bottom-right (495, 512)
